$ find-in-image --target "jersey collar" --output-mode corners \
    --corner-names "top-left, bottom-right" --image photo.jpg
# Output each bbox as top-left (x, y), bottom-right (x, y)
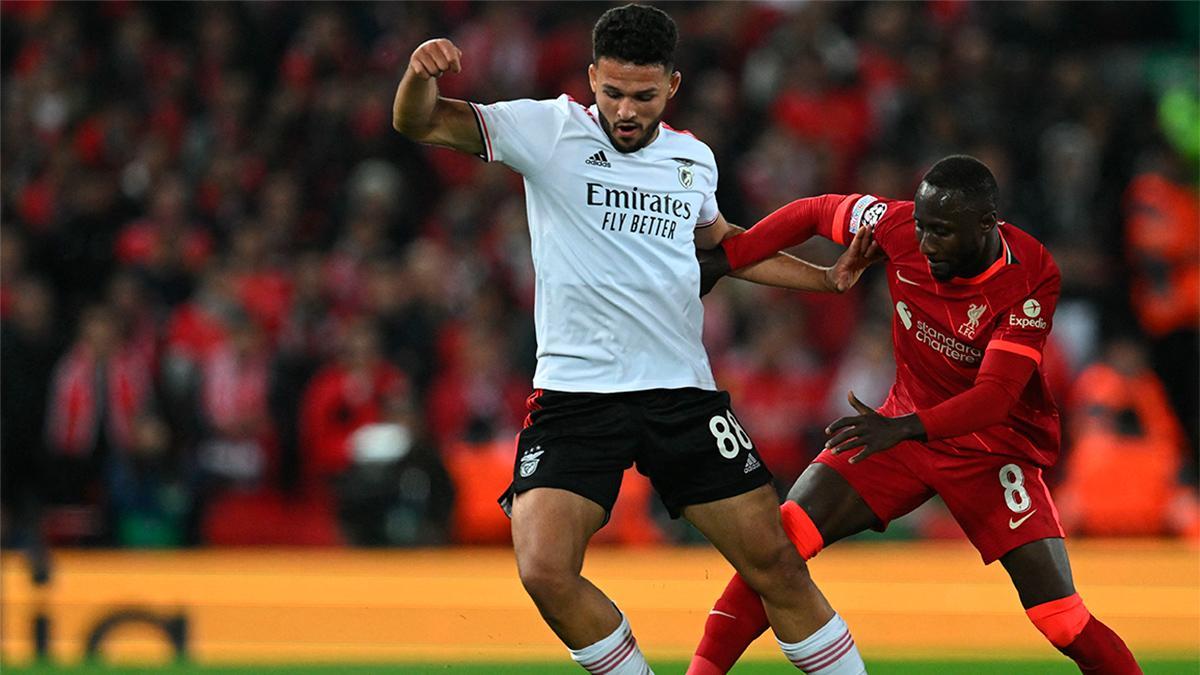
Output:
top-left (946, 226), bottom-right (1016, 286)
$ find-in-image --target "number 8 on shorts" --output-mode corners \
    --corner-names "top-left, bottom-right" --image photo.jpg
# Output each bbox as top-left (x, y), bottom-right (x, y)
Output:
top-left (999, 463), bottom-right (1031, 513)
top-left (709, 411), bottom-right (753, 459)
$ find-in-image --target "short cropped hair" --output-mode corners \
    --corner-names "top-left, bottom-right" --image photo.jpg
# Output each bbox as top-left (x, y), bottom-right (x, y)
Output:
top-left (593, 4), bottom-right (678, 69)
top-left (921, 155), bottom-right (999, 212)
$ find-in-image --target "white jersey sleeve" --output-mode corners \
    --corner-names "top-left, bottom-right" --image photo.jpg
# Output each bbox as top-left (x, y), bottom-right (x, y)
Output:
top-left (469, 98), bottom-right (570, 176)
top-left (697, 162), bottom-right (719, 227)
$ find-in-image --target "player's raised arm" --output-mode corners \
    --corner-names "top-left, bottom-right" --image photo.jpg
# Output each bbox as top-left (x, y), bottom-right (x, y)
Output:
top-left (392, 38), bottom-right (483, 155)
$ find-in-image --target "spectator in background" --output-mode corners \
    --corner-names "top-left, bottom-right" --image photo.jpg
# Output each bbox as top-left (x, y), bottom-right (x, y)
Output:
top-left (107, 414), bottom-right (195, 548)
top-left (161, 264), bottom-right (243, 445)
top-left (300, 318), bottom-right (410, 482)
top-left (426, 319), bottom-right (528, 449)
top-left (1057, 337), bottom-right (1198, 537)
top-left (106, 271), bottom-right (160, 372)
top-left (44, 304), bottom-right (155, 543)
top-left (115, 174), bottom-right (213, 306)
top-left (1123, 147), bottom-right (1200, 475)
top-left (197, 318), bottom-right (276, 489)
top-left (362, 256), bottom-right (440, 395)
top-left (333, 395), bottom-right (454, 547)
top-left (0, 277), bottom-right (62, 545)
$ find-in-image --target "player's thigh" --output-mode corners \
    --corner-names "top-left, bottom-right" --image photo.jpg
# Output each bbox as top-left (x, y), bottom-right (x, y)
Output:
top-left (786, 462), bottom-right (882, 545)
top-left (804, 444), bottom-right (935, 542)
top-left (929, 453), bottom-right (1066, 566)
top-left (504, 390), bottom-right (637, 578)
top-left (511, 486), bottom-right (608, 580)
top-left (635, 388), bottom-right (774, 520)
top-left (681, 482), bottom-right (802, 578)
top-left (1000, 537), bottom-right (1076, 609)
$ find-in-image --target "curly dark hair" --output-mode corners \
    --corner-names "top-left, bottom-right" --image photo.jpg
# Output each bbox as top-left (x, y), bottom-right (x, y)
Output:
top-left (922, 155), bottom-right (999, 212)
top-left (592, 4), bottom-right (678, 69)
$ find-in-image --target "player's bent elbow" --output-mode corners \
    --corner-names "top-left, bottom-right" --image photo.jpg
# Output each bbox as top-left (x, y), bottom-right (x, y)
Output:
top-left (392, 116), bottom-right (428, 140)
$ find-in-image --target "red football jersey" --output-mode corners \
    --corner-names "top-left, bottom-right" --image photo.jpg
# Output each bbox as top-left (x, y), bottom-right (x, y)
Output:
top-left (820, 194), bottom-right (1063, 467)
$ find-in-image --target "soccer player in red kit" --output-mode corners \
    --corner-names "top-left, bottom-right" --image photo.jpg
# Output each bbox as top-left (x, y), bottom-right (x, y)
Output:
top-left (689, 156), bottom-right (1141, 675)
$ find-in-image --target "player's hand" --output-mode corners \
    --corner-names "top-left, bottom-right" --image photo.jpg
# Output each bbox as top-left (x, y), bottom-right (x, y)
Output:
top-left (696, 244), bottom-right (731, 297)
top-left (825, 391), bottom-right (924, 463)
top-left (408, 39), bottom-right (463, 80)
top-left (825, 226), bottom-right (884, 293)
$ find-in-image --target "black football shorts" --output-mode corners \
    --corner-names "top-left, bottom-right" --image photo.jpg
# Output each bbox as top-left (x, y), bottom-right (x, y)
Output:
top-left (498, 388), bottom-right (772, 520)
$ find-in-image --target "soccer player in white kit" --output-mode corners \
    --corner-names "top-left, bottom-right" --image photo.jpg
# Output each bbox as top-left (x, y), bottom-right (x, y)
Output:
top-left (393, 5), bottom-right (871, 674)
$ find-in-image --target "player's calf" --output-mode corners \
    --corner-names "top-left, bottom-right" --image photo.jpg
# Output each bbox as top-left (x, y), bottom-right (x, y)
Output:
top-left (690, 502), bottom-right (834, 675)
top-left (1026, 593), bottom-right (1142, 675)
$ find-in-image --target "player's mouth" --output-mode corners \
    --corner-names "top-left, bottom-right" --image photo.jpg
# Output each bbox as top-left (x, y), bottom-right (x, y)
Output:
top-left (614, 122), bottom-right (641, 139)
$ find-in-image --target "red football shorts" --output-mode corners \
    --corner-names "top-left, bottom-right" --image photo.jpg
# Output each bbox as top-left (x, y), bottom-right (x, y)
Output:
top-left (815, 441), bottom-right (1065, 563)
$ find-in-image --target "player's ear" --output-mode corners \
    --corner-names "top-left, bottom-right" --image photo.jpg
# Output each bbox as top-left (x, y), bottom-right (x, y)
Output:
top-left (588, 63), bottom-right (598, 94)
top-left (668, 70), bottom-right (681, 99)
top-left (979, 210), bottom-right (998, 232)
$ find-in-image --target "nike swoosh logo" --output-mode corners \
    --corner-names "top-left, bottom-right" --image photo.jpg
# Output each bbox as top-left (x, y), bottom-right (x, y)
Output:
top-left (1009, 509), bottom-right (1037, 529)
top-left (708, 610), bottom-right (737, 620)
top-left (896, 270), bottom-right (920, 286)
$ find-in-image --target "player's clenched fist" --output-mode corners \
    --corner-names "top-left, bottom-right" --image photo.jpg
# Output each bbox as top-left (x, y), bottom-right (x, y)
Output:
top-left (408, 39), bottom-right (462, 80)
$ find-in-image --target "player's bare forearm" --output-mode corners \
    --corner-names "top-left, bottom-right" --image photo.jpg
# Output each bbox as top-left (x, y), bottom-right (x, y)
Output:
top-left (392, 66), bottom-right (440, 137)
top-left (392, 39), bottom-right (483, 155)
top-left (732, 225), bottom-right (880, 293)
top-left (732, 253), bottom-right (837, 292)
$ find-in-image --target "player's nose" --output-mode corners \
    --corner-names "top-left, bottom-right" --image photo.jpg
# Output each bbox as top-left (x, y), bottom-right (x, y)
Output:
top-left (918, 232), bottom-right (939, 257)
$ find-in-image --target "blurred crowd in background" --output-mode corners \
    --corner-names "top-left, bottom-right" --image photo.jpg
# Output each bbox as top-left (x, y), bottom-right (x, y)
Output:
top-left (1, 1), bottom-right (1197, 549)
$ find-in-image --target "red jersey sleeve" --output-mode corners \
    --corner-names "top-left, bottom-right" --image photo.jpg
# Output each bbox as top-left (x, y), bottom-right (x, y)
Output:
top-left (915, 348), bottom-right (1037, 440)
top-left (986, 257), bottom-right (1061, 365)
top-left (721, 195), bottom-right (843, 270)
top-left (823, 193), bottom-right (910, 247)
top-left (721, 193), bottom-right (913, 271)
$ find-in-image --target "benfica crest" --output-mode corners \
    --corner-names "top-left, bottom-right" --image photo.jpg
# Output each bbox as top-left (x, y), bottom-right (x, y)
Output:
top-left (674, 158), bottom-right (694, 189)
top-left (519, 447), bottom-right (544, 477)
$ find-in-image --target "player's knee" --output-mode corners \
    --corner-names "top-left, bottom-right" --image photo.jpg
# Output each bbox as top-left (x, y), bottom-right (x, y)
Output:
top-left (516, 554), bottom-right (579, 606)
top-left (1026, 593), bottom-right (1091, 648)
top-left (736, 537), bottom-right (811, 597)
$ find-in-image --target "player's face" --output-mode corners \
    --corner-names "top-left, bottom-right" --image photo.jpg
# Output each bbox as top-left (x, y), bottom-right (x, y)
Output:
top-left (912, 182), bottom-right (996, 281)
top-left (589, 57), bottom-right (680, 153)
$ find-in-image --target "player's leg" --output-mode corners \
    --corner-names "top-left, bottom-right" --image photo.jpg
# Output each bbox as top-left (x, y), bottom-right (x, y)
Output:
top-left (1002, 538), bottom-right (1141, 674)
top-left (931, 456), bottom-right (1142, 675)
top-left (688, 464), bottom-right (880, 675)
top-left (512, 487), bottom-right (653, 674)
top-left (682, 483), bottom-right (866, 674)
top-left (505, 390), bottom-right (653, 673)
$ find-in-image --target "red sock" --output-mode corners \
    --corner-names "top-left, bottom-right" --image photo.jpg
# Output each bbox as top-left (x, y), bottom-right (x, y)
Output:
top-left (1060, 617), bottom-right (1142, 674)
top-left (688, 503), bottom-right (824, 675)
top-left (1026, 594), bottom-right (1142, 675)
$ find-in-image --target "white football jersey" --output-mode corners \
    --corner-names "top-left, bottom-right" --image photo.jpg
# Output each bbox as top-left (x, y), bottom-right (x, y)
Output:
top-left (470, 95), bottom-right (719, 393)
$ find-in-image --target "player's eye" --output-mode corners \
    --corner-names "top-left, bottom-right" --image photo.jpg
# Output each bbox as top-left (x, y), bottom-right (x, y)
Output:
top-left (636, 94), bottom-right (654, 102)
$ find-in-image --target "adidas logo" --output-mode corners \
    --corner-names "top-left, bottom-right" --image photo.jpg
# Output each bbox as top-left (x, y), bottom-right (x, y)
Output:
top-left (744, 454), bottom-right (761, 474)
top-left (585, 150), bottom-right (611, 167)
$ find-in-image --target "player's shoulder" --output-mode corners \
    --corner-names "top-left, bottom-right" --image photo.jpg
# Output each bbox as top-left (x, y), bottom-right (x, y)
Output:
top-left (657, 122), bottom-right (716, 164)
top-left (1000, 222), bottom-right (1060, 282)
top-left (490, 95), bottom-right (579, 123)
